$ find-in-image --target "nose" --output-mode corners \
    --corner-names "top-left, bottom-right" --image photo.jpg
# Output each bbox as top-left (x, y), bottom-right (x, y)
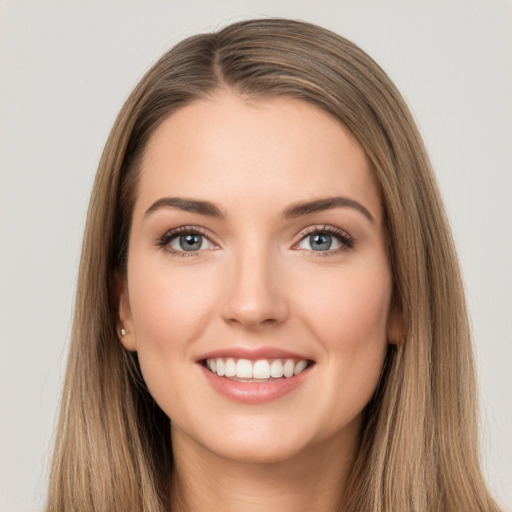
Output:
top-left (221, 246), bottom-right (289, 329)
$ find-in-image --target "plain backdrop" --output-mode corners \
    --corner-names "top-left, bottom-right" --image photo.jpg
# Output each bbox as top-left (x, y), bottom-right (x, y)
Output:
top-left (1, 1), bottom-right (511, 511)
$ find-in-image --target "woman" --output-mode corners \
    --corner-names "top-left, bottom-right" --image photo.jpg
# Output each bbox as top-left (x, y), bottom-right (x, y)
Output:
top-left (46, 18), bottom-right (500, 511)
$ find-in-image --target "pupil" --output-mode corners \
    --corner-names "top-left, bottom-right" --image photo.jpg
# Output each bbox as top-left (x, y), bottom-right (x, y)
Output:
top-left (311, 233), bottom-right (331, 251)
top-left (180, 234), bottom-right (201, 251)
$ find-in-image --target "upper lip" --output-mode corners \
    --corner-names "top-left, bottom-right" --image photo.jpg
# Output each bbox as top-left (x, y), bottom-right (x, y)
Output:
top-left (197, 346), bottom-right (313, 362)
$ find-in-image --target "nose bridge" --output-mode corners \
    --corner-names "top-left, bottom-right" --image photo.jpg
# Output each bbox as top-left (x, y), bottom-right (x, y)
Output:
top-left (221, 236), bottom-right (287, 327)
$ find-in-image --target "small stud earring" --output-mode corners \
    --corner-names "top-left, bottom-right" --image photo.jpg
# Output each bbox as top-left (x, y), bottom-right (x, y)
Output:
top-left (120, 328), bottom-right (127, 337)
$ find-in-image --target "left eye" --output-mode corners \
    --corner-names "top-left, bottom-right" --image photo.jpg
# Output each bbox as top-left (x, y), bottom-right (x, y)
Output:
top-left (296, 232), bottom-right (346, 252)
top-left (168, 233), bottom-right (215, 252)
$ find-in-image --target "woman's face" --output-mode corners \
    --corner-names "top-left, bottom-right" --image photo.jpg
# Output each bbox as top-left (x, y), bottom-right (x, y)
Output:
top-left (119, 92), bottom-right (393, 463)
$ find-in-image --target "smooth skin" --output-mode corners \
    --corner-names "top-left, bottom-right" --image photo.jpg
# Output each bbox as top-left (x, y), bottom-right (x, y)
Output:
top-left (118, 92), bottom-right (395, 511)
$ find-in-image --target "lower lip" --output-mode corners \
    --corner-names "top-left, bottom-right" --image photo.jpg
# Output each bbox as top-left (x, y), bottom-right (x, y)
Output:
top-left (199, 364), bottom-right (312, 404)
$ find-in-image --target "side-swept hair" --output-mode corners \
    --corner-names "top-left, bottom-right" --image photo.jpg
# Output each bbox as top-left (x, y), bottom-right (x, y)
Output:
top-left (46, 18), bottom-right (500, 512)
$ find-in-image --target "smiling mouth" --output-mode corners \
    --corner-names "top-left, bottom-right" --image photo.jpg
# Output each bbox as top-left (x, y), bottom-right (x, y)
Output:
top-left (203, 357), bottom-right (313, 381)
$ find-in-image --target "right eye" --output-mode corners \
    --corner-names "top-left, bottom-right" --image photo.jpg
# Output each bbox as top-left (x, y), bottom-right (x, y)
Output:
top-left (169, 232), bottom-right (215, 252)
top-left (296, 232), bottom-right (343, 252)
top-left (157, 227), bottom-right (217, 256)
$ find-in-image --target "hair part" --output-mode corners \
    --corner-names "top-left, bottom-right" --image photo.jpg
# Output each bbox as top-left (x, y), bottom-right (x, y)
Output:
top-left (46, 18), bottom-right (499, 512)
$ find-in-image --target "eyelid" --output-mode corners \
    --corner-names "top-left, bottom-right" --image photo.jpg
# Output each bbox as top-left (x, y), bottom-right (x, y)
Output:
top-left (156, 225), bottom-right (219, 256)
top-left (292, 224), bottom-right (355, 254)
top-left (155, 223), bottom-right (354, 257)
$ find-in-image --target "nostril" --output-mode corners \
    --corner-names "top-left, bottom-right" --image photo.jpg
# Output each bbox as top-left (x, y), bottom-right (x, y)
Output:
top-left (222, 299), bottom-right (288, 328)
top-left (224, 315), bottom-right (281, 329)
top-left (220, 260), bottom-right (289, 327)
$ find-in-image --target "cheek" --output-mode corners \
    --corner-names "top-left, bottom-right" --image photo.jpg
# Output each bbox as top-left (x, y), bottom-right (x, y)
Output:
top-left (302, 266), bottom-right (392, 351)
top-left (300, 266), bottom-right (391, 429)
top-left (126, 260), bottom-right (222, 417)
top-left (127, 258), bottom-right (220, 356)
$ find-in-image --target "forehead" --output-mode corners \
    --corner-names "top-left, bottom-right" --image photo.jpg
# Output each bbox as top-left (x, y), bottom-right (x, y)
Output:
top-left (136, 92), bottom-right (382, 220)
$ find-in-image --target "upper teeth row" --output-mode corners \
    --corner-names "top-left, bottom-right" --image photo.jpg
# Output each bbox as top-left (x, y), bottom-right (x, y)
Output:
top-left (206, 358), bottom-right (308, 379)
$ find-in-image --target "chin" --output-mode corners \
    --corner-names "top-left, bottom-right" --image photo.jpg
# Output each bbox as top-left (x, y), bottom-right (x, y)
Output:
top-left (209, 436), bottom-right (310, 465)
top-left (186, 411), bottom-right (352, 466)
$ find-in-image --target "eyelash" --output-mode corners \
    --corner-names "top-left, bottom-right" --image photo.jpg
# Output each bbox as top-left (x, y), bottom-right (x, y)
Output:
top-left (294, 225), bottom-right (355, 257)
top-left (156, 224), bottom-right (355, 257)
top-left (156, 226), bottom-right (216, 258)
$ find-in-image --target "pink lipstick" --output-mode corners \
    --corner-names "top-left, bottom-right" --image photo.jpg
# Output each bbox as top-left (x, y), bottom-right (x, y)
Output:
top-left (197, 347), bottom-right (314, 403)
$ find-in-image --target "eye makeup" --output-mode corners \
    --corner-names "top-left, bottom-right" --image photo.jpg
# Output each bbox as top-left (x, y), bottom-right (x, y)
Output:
top-left (155, 222), bottom-right (355, 259)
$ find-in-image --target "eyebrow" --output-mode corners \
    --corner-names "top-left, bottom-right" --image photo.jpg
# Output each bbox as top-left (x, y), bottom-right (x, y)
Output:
top-left (144, 197), bottom-right (225, 218)
top-left (144, 195), bottom-right (374, 223)
top-left (284, 196), bottom-right (374, 223)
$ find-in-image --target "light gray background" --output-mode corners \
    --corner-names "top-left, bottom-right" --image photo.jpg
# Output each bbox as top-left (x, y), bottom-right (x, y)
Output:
top-left (1, 1), bottom-right (511, 511)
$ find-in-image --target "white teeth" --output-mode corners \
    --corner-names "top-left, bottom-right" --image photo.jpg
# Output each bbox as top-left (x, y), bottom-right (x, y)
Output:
top-left (283, 359), bottom-right (295, 378)
top-left (253, 359), bottom-right (271, 379)
top-left (216, 358), bottom-right (225, 377)
top-left (270, 359), bottom-right (284, 378)
top-left (206, 357), bottom-right (309, 380)
top-left (294, 360), bottom-right (307, 375)
top-left (224, 358), bottom-right (236, 377)
top-left (236, 359), bottom-right (253, 378)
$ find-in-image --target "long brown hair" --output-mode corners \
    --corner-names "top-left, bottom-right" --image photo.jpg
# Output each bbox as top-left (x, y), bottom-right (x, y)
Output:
top-left (46, 18), bottom-right (500, 511)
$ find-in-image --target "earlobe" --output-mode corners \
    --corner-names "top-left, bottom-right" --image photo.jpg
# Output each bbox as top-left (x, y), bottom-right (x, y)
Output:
top-left (115, 274), bottom-right (137, 352)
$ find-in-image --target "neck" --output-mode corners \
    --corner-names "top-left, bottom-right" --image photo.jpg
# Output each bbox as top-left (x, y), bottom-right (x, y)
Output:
top-left (169, 426), bottom-right (357, 512)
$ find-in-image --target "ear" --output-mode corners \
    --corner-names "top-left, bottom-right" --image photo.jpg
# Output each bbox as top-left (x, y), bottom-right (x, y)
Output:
top-left (114, 272), bottom-right (137, 352)
top-left (387, 295), bottom-right (404, 346)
